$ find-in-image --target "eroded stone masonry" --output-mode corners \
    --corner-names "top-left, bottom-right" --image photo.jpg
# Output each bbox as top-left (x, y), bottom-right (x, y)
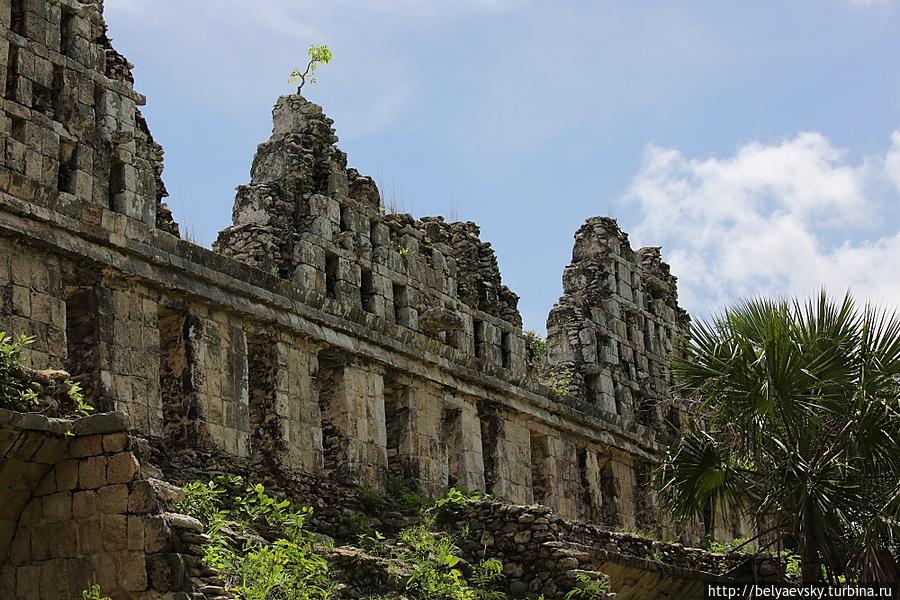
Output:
top-left (0, 1), bottom-right (754, 598)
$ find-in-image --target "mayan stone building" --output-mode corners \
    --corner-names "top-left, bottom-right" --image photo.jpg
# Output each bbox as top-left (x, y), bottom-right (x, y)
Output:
top-left (0, 1), bottom-right (755, 598)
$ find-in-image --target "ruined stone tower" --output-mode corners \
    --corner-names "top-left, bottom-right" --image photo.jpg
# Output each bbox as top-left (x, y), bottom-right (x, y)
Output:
top-left (0, 1), bottom-right (710, 597)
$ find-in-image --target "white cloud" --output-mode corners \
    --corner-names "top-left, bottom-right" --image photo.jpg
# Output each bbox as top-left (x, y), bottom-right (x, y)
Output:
top-left (886, 131), bottom-right (900, 192)
top-left (624, 132), bottom-right (900, 317)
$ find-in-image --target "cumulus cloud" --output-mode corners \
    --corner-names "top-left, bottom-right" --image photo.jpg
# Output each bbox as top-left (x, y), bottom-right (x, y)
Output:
top-left (886, 132), bottom-right (900, 192)
top-left (624, 132), bottom-right (900, 317)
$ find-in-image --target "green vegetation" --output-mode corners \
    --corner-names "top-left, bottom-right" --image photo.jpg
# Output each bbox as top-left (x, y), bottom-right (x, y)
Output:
top-left (179, 477), bottom-right (334, 599)
top-left (657, 291), bottom-right (900, 584)
top-left (545, 364), bottom-right (577, 399)
top-left (289, 45), bottom-right (334, 92)
top-left (82, 584), bottom-right (111, 600)
top-left (357, 487), bottom-right (504, 600)
top-left (385, 474), bottom-right (429, 510)
top-left (704, 536), bottom-right (753, 554)
top-left (524, 330), bottom-right (547, 360)
top-left (524, 329), bottom-right (548, 373)
top-left (0, 332), bottom-right (92, 417)
top-left (0, 333), bottom-right (39, 411)
top-left (564, 573), bottom-right (610, 599)
top-left (180, 479), bottom-right (504, 600)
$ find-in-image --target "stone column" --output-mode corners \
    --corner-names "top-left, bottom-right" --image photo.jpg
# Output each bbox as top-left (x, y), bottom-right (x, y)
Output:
top-left (318, 357), bottom-right (386, 488)
top-left (95, 282), bottom-right (162, 437)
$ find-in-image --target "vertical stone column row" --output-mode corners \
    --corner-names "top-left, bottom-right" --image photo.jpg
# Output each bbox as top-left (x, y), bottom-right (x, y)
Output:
top-left (0, 238), bottom-right (66, 370)
top-left (383, 376), bottom-right (486, 496)
top-left (95, 282), bottom-right (162, 436)
top-left (479, 408), bottom-right (532, 504)
top-left (247, 329), bottom-right (324, 475)
top-left (317, 354), bottom-right (386, 488)
top-left (158, 302), bottom-right (250, 456)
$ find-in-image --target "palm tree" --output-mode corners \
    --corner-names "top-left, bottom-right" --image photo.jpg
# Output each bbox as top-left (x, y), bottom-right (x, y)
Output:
top-left (656, 292), bottom-right (900, 584)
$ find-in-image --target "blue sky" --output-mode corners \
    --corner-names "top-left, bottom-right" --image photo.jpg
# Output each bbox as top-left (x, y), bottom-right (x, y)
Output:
top-left (105, 0), bottom-right (900, 332)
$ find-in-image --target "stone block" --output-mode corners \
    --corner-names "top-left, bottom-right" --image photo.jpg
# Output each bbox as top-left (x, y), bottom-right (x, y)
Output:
top-left (118, 551), bottom-right (148, 591)
top-left (55, 459), bottom-right (79, 491)
top-left (76, 516), bottom-right (103, 554)
top-left (102, 432), bottom-right (129, 453)
top-left (42, 491), bottom-right (72, 522)
top-left (101, 514), bottom-right (128, 551)
top-left (97, 483), bottom-right (128, 514)
top-left (127, 480), bottom-right (161, 514)
top-left (70, 434), bottom-right (104, 458)
top-left (78, 455), bottom-right (107, 489)
top-left (107, 452), bottom-right (141, 484)
top-left (147, 552), bottom-right (185, 592)
top-left (127, 514), bottom-right (144, 550)
top-left (143, 515), bottom-right (173, 553)
top-left (16, 565), bottom-right (40, 597)
top-left (73, 490), bottom-right (97, 518)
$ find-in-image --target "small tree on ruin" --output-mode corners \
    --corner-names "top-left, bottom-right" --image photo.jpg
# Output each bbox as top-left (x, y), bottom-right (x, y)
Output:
top-left (290, 44), bottom-right (334, 92)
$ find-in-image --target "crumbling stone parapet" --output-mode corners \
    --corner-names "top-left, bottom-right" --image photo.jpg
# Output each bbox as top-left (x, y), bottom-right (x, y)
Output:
top-left (547, 217), bottom-right (689, 435)
top-left (214, 94), bottom-right (527, 379)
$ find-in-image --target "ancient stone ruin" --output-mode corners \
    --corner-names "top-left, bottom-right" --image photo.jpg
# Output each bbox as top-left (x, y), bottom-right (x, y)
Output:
top-left (0, 1), bottom-right (761, 598)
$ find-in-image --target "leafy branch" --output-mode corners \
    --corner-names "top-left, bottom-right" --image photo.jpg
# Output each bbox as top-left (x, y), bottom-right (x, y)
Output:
top-left (289, 45), bottom-right (334, 92)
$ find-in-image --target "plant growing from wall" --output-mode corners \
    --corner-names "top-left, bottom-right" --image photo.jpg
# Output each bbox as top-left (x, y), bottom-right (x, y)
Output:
top-left (82, 584), bottom-right (111, 600)
top-left (564, 573), bottom-right (611, 599)
top-left (0, 333), bottom-right (38, 410)
top-left (385, 474), bottom-right (429, 510)
top-left (545, 364), bottom-right (577, 399)
top-left (523, 330), bottom-right (547, 362)
top-left (290, 45), bottom-right (334, 92)
top-left (0, 332), bottom-right (91, 416)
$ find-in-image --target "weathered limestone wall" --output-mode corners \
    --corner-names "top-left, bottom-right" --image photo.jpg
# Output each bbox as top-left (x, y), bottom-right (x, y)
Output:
top-left (0, 409), bottom-right (220, 600)
top-left (0, 237), bottom-right (66, 370)
top-left (0, 0), bottom-right (701, 562)
top-left (95, 280), bottom-right (161, 434)
top-left (457, 500), bottom-right (781, 600)
top-left (247, 327), bottom-right (323, 475)
top-left (0, 0), bottom-right (176, 232)
top-left (214, 95), bottom-right (527, 372)
top-left (547, 218), bottom-right (689, 434)
top-left (318, 356), bottom-right (387, 487)
top-left (544, 218), bottom-right (693, 532)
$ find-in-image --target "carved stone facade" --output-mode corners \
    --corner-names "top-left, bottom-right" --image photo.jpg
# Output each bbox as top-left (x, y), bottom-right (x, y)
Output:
top-left (0, 1), bottom-right (709, 598)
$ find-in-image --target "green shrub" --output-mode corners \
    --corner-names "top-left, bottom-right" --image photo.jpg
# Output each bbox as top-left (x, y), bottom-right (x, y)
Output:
top-left (180, 479), bottom-right (334, 600)
top-left (565, 573), bottom-right (610, 599)
top-left (705, 536), bottom-right (753, 554)
top-left (545, 364), bottom-right (577, 399)
top-left (524, 330), bottom-right (547, 362)
top-left (391, 518), bottom-right (504, 600)
top-left (431, 487), bottom-right (482, 514)
top-left (0, 332), bottom-right (93, 416)
top-left (341, 509), bottom-right (374, 538)
top-left (385, 474), bottom-right (428, 510)
top-left (0, 333), bottom-right (37, 411)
